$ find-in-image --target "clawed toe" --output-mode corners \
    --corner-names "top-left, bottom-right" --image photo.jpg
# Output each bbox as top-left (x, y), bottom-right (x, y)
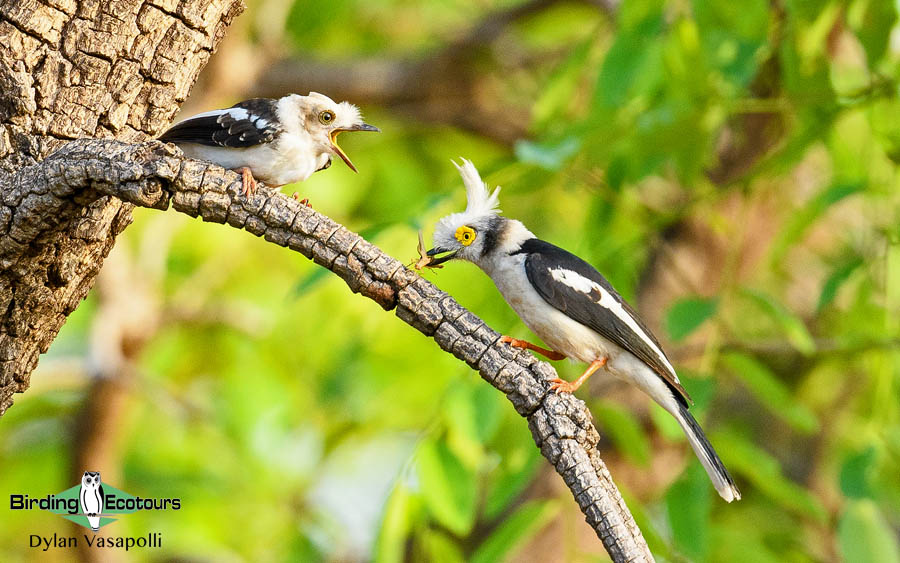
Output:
top-left (237, 167), bottom-right (258, 197)
top-left (291, 193), bottom-right (312, 207)
top-left (549, 378), bottom-right (575, 394)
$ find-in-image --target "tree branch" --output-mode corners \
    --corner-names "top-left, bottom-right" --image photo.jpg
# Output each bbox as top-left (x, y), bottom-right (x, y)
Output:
top-left (10, 138), bottom-right (654, 562)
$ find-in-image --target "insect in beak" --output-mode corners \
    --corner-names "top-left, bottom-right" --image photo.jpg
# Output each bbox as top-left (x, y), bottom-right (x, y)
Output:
top-left (413, 230), bottom-right (444, 270)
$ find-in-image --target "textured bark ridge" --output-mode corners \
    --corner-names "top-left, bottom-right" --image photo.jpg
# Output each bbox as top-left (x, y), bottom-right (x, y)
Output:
top-left (4, 139), bottom-right (654, 561)
top-left (0, 0), bottom-right (243, 413)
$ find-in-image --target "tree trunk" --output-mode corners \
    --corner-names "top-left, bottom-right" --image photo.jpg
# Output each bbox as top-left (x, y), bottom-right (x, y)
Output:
top-left (0, 0), bottom-right (243, 414)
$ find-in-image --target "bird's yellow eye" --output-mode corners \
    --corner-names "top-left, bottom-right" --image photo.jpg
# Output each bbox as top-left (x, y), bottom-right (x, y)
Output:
top-left (319, 110), bottom-right (335, 124)
top-left (455, 226), bottom-right (476, 246)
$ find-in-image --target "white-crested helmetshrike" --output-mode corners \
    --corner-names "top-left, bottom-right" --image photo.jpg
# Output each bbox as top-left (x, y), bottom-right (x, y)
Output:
top-left (159, 92), bottom-right (378, 197)
top-left (421, 159), bottom-right (741, 502)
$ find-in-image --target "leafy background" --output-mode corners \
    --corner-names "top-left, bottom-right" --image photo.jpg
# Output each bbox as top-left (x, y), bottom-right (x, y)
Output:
top-left (2, 0), bottom-right (900, 561)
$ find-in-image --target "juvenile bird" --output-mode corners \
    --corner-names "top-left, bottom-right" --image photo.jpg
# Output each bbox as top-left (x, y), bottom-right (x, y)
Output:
top-left (423, 159), bottom-right (741, 502)
top-left (159, 92), bottom-right (379, 197)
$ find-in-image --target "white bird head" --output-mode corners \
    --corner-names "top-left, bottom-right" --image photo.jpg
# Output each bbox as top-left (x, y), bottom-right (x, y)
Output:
top-left (282, 92), bottom-right (379, 172)
top-left (426, 159), bottom-right (507, 265)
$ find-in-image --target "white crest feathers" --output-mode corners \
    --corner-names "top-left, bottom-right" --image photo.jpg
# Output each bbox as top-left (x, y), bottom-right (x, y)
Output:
top-left (453, 158), bottom-right (501, 216)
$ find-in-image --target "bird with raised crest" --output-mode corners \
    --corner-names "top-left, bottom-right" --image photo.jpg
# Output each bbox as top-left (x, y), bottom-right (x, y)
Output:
top-left (159, 92), bottom-right (379, 199)
top-left (420, 159), bottom-right (741, 503)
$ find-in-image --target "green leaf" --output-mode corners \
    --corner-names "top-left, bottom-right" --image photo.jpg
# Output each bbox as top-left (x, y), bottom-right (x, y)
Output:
top-left (769, 182), bottom-right (865, 267)
top-left (711, 525), bottom-right (786, 563)
top-left (818, 256), bottom-right (863, 312)
top-left (471, 500), bottom-right (560, 563)
top-left (840, 446), bottom-right (877, 499)
top-left (722, 431), bottom-right (827, 521)
top-left (720, 352), bottom-right (819, 433)
top-left (620, 489), bottom-right (673, 559)
top-left (290, 266), bottom-right (331, 298)
top-left (483, 445), bottom-right (540, 521)
top-left (421, 528), bottom-right (466, 563)
top-left (596, 4), bottom-right (665, 108)
top-left (374, 483), bottom-right (420, 563)
top-left (514, 137), bottom-right (581, 170)
top-left (665, 297), bottom-right (718, 342)
top-left (592, 399), bottom-right (651, 466)
top-left (850, 0), bottom-right (898, 64)
top-left (533, 37), bottom-right (594, 129)
top-left (742, 289), bottom-right (816, 355)
top-left (416, 439), bottom-right (478, 536)
top-left (666, 463), bottom-right (711, 562)
top-left (444, 381), bottom-right (502, 447)
top-left (693, 0), bottom-right (769, 85)
top-left (838, 500), bottom-right (900, 563)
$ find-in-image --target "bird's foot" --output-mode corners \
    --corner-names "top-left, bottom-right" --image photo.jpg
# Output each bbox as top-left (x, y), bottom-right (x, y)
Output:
top-left (236, 167), bottom-right (258, 197)
top-left (549, 378), bottom-right (578, 394)
top-left (291, 192), bottom-right (312, 207)
top-left (549, 357), bottom-right (607, 394)
top-left (500, 336), bottom-right (565, 361)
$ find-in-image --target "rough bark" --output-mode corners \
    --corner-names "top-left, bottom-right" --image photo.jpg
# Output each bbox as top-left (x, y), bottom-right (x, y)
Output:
top-left (5, 138), bottom-right (654, 561)
top-left (0, 0), bottom-right (243, 414)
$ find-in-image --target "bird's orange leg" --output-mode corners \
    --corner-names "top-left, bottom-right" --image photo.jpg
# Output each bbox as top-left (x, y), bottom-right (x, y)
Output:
top-left (500, 336), bottom-right (566, 361)
top-left (291, 192), bottom-right (312, 208)
top-left (550, 357), bottom-right (608, 394)
top-left (236, 167), bottom-right (257, 197)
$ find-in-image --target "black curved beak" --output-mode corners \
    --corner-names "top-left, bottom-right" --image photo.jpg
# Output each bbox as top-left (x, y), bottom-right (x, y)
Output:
top-left (349, 123), bottom-right (380, 133)
top-left (425, 246), bottom-right (458, 265)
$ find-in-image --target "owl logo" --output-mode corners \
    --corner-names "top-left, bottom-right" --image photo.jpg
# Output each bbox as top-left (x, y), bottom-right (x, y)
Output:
top-left (79, 471), bottom-right (105, 532)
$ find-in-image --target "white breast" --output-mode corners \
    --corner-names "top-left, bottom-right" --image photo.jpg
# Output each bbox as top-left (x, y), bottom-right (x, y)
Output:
top-left (482, 253), bottom-right (611, 363)
top-left (176, 132), bottom-right (321, 187)
top-left (480, 253), bottom-right (681, 413)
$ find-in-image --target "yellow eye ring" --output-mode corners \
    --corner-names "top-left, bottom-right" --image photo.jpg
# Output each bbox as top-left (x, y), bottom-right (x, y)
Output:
top-left (319, 110), bottom-right (335, 125)
top-left (455, 226), bottom-right (476, 246)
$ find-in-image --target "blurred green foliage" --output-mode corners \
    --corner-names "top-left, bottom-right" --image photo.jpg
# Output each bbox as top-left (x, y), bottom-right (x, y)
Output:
top-left (3, 0), bottom-right (900, 561)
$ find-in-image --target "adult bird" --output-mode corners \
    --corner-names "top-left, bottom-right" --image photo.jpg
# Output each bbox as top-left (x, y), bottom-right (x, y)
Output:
top-left (421, 159), bottom-right (741, 502)
top-left (159, 92), bottom-right (379, 197)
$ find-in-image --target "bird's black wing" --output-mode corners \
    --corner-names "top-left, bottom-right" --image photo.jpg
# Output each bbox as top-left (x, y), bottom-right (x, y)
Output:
top-left (159, 98), bottom-right (281, 148)
top-left (519, 238), bottom-right (690, 405)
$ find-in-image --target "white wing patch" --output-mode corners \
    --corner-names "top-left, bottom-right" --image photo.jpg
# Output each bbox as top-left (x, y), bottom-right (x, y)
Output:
top-left (548, 267), bottom-right (679, 382)
top-left (222, 108), bottom-right (249, 122)
top-left (218, 108), bottom-right (270, 129)
top-left (174, 107), bottom-right (261, 125)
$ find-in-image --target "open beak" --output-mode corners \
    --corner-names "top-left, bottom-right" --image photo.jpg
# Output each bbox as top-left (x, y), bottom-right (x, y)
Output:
top-left (330, 123), bottom-right (380, 173)
top-left (425, 246), bottom-right (459, 266)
